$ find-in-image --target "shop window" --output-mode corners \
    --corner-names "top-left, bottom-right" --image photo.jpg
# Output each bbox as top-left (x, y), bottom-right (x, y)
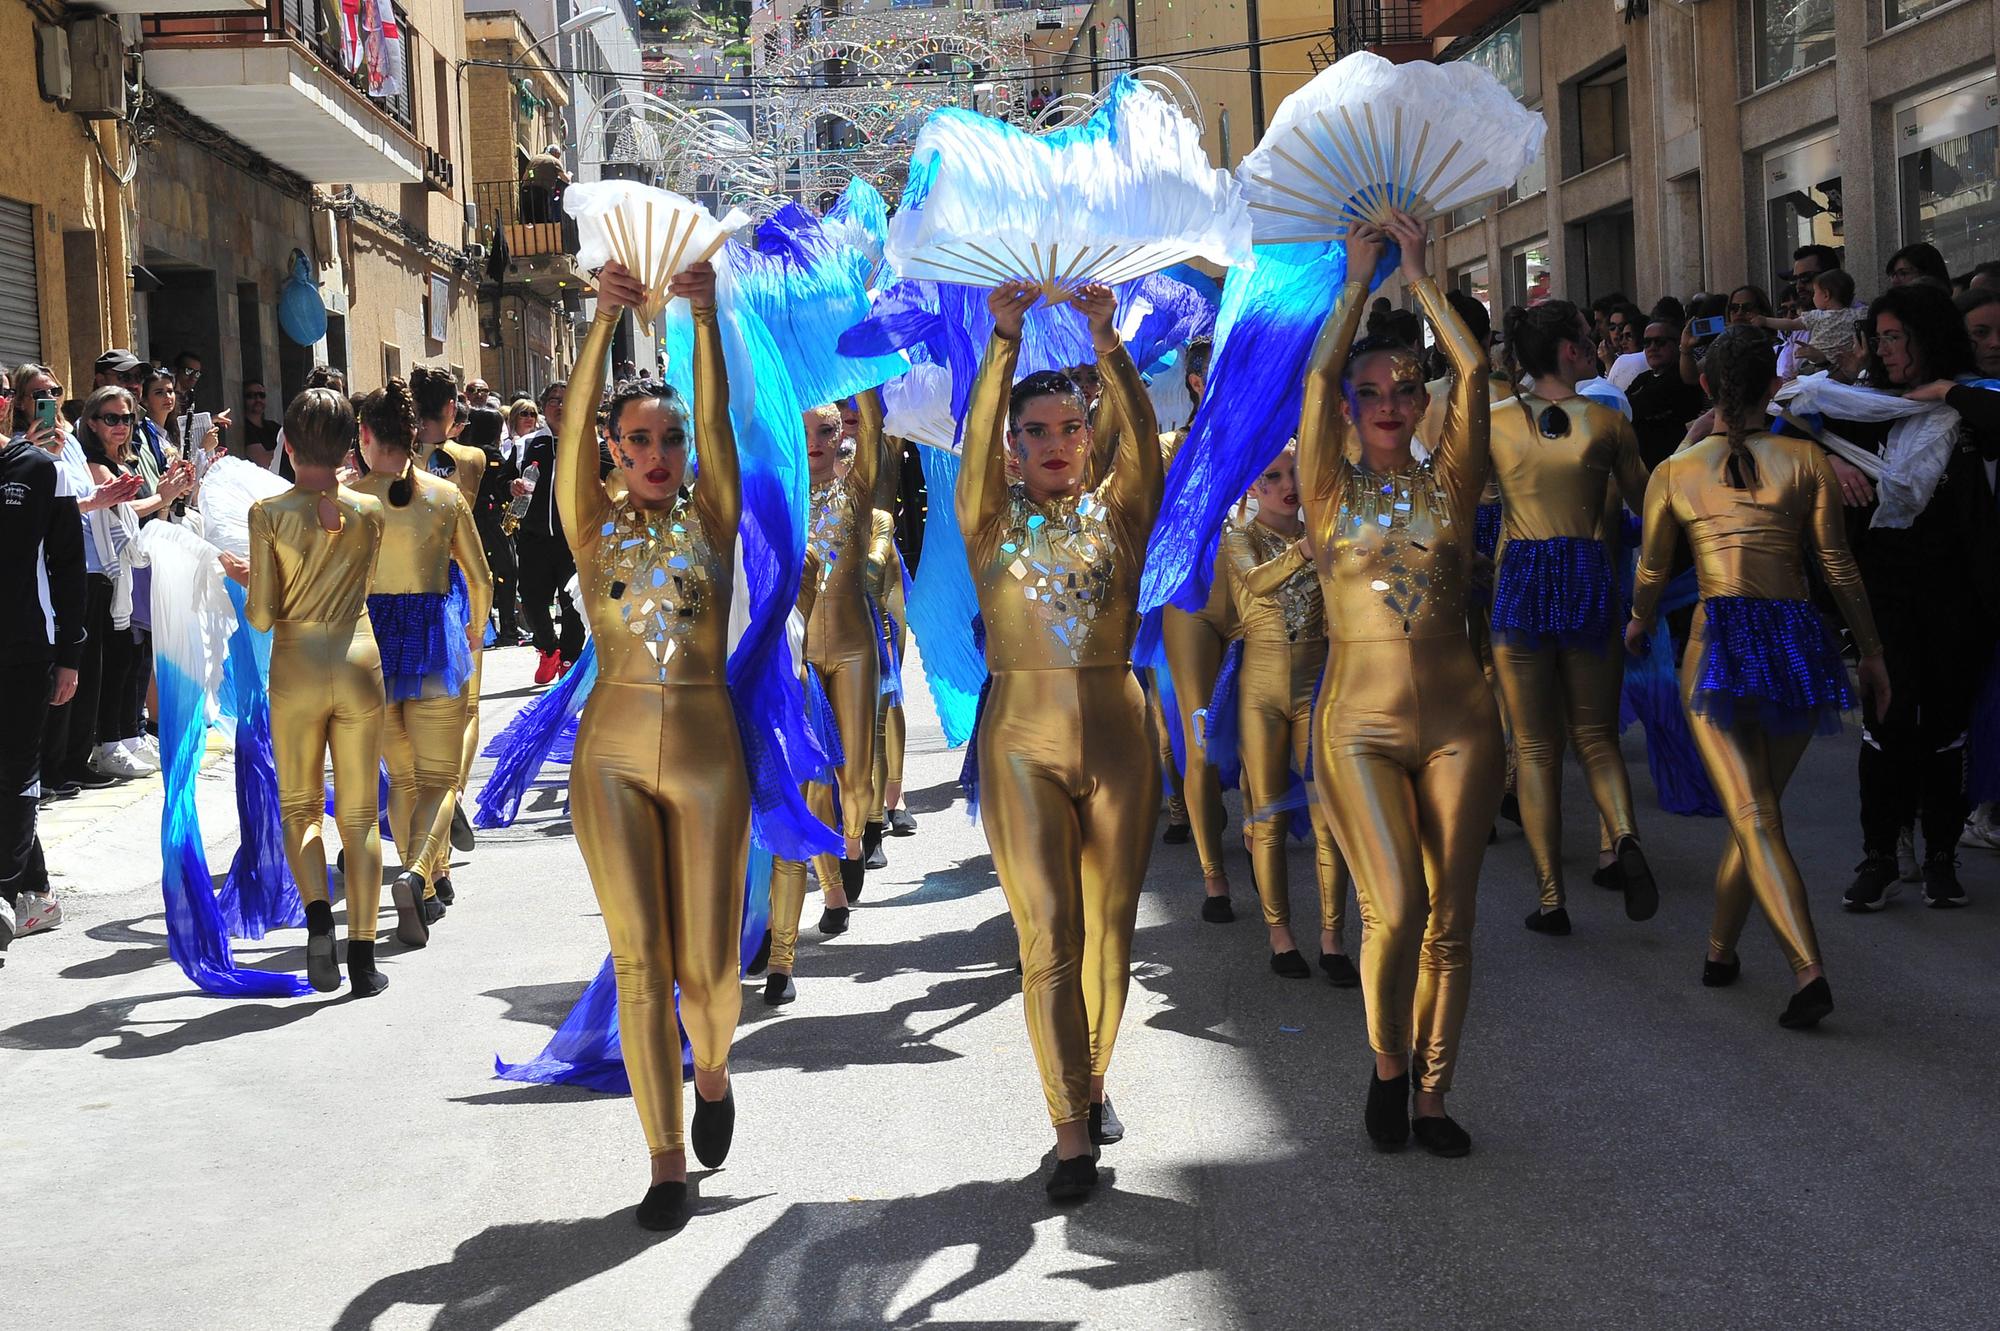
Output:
top-left (1566, 60), bottom-right (1629, 176)
top-left (1897, 73), bottom-right (2000, 275)
top-left (1886, 0), bottom-right (1949, 29)
top-left (1763, 132), bottom-right (1843, 285)
top-left (1451, 262), bottom-right (1491, 313)
top-left (1507, 239), bottom-right (1551, 308)
top-left (1751, 0), bottom-right (1834, 90)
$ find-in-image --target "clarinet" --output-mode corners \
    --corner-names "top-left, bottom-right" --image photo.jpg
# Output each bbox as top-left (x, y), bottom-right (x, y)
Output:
top-left (502, 460), bottom-right (539, 536)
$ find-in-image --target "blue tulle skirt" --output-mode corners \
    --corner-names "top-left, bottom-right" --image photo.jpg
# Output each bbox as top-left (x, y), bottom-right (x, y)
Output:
top-left (1491, 536), bottom-right (1617, 649)
top-left (1691, 596), bottom-right (1855, 736)
top-left (369, 566), bottom-right (473, 702)
top-left (1474, 501), bottom-right (1502, 561)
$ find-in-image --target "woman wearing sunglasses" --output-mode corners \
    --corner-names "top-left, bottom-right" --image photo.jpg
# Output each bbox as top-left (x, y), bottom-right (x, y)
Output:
top-left (1629, 327), bottom-right (1889, 1029)
top-left (1487, 300), bottom-right (1657, 937)
top-left (1295, 211), bottom-right (1501, 1158)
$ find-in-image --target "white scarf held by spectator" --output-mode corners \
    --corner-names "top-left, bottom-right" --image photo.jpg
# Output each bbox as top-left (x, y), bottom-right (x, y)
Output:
top-left (1771, 372), bottom-right (1961, 529)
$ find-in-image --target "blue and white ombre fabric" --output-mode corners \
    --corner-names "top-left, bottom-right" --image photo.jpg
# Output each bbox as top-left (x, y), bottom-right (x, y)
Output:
top-left (132, 520), bottom-right (310, 998)
top-left (215, 579), bottom-right (308, 939)
top-left (474, 639), bottom-right (597, 829)
top-left (907, 445), bottom-right (985, 746)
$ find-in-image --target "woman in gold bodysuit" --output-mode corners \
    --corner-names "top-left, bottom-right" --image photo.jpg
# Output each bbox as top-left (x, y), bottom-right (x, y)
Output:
top-left (560, 261), bottom-right (749, 1231)
top-left (963, 281), bottom-right (1161, 1201)
top-left (866, 502), bottom-right (908, 853)
top-left (349, 381), bottom-right (492, 948)
top-left (224, 389), bottom-right (389, 997)
top-left (1487, 300), bottom-right (1657, 934)
top-left (1628, 327), bottom-right (1888, 1031)
top-left (1298, 214), bottom-right (1502, 1159)
top-left (1221, 443), bottom-right (1355, 985)
top-left (411, 366), bottom-right (487, 903)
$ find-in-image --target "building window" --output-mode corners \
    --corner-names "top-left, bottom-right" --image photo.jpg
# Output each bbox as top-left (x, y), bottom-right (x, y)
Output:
top-left (1452, 261), bottom-right (1491, 313)
top-left (1507, 239), bottom-right (1551, 308)
top-left (1449, 198), bottom-right (1489, 232)
top-left (1566, 60), bottom-right (1629, 176)
top-left (1886, 0), bottom-right (1950, 28)
top-left (1763, 132), bottom-right (1843, 286)
top-left (1506, 118), bottom-right (1549, 204)
top-left (1897, 73), bottom-right (2000, 276)
top-left (1751, 0), bottom-right (1834, 90)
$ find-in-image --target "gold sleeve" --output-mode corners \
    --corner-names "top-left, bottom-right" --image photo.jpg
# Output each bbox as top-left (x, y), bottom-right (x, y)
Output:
top-left (558, 311), bottom-right (618, 563)
top-left (956, 330), bottom-right (1022, 543)
top-left (1629, 459), bottom-right (1678, 628)
top-left (1610, 412), bottom-right (1651, 514)
top-left (688, 305), bottom-right (741, 543)
top-left (245, 499), bottom-right (279, 634)
top-left (851, 385), bottom-right (884, 524)
top-left (1296, 279), bottom-right (1369, 505)
top-left (865, 512), bottom-right (896, 599)
top-left (1803, 444), bottom-right (1883, 657)
top-left (1223, 520), bottom-right (1308, 600)
top-left (1086, 378), bottom-right (1122, 487)
top-left (1095, 337), bottom-right (1162, 524)
top-left (1408, 275), bottom-right (1490, 513)
top-left (451, 491), bottom-right (494, 637)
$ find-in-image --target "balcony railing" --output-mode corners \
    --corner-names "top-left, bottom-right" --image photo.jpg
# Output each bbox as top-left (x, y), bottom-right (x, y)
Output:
top-left (143, 0), bottom-right (415, 131)
top-left (1334, 1), bottom-right (1425, 54)
top-left (475, 180), bottom-right (578, 264)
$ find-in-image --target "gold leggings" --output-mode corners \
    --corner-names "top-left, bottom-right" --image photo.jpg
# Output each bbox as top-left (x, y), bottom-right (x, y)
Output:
top-left (1490, 635), bottom-right (1637, 909)
top-left (384, 691), bottom-right (467, 898)
top-left (1316, 635), bottom-right (1504, 1094)
top-left (1680, 619), bottom-right (1821, 972)
top-left (572, 680), bottom-right (749, 1154)
top-left (1238, 639), bottom-right (1348, 935)
top-left (981, 666), bottom-right (1158, 1126)
top-left (768, 780), bottom-right (838, 975)
top-left (807, 650), bottom-right (879, 845)
top-left (417, 647), bottom-right (482, 883)
top-left (1146, 669), bottom-right (1188, 824)
top-left (870, 617), bottom-right (906, 821)
top-left (1163, 610), bottom-right (1229, 877)
top-left (270, 623), bottom-right (385, 940)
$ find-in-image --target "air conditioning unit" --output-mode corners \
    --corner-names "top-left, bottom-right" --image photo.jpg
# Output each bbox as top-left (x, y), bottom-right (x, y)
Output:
top-left (35, 25), bottom-right (71, 105)
top-left (465, 242), bottom-right (489, 264)
top-left (67, 17), bottom-right (128, 120)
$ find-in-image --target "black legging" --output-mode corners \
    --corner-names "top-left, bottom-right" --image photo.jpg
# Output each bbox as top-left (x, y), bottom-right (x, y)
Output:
top-left (1859, 569), bottom-right (1979, 858)
top-left (517, 532), bottom-right (582, 660)
top-left (479, 519), bottom-right (519, 638)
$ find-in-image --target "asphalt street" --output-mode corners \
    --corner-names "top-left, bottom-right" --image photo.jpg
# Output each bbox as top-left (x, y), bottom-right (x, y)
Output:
top-left (3, 642), bottom-right (1996, 1330)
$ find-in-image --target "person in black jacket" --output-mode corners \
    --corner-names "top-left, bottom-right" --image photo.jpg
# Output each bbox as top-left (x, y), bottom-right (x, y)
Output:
top-left (514, 380), bottom-right (584, 682)
top-left (462, 406), bottom-right (522, 644)
top-left (0, 424), bottom-right (87, 963)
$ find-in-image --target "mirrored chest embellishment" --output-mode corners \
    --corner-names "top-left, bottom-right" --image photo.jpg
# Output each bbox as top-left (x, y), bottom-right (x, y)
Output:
top-left (806, 478), bottom-right (856, 594)
top-left (1001, 485), bottom-right (1116, 662)
top-left (596, 499), bottom-right (717, 677)
top-left (1333, 464), bottom-right (1453, 633)
top-left (1241, 521), bottom-right (1323, 642)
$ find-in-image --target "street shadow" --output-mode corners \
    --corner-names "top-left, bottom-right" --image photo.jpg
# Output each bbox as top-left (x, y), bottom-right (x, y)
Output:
top-left (869, 851), bottom-right (998, 910)
top-left (0, 989), bottom-right (328, 1058)
top-left (900, 778), bottom-right (964, 817)
top-left (450, 1083), bottom-right (607, 1107)
top-left (482, 981), bottom-right (590, 1032)
top-left (330, 1188), bottom-right (767, 1331)
top-left (731, 967), bottom-right (1020, 1077)
top-left (59, 910), bottom-right (310, 982)
top-left (687, 1171), bottom-right (1199, 1328)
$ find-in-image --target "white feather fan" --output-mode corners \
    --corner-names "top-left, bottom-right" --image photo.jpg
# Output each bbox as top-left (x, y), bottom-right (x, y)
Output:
top-left (883, 361), bottom-right (960, 454)
top-left (1239, 51), bottom-right (1546, 241)
top-left (195, 457), bottom-right (291, 558)
top-left (566, 181), bottom-right (748, 323)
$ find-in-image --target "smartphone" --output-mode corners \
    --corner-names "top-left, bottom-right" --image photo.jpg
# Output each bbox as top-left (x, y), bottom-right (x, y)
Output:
top-left (35, 396), bottom-right (59, 434)
top-left (1689, 316), bottom-right (1726, 339)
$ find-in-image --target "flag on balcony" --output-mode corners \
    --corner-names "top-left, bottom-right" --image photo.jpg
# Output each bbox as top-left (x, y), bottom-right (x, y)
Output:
top-left (362, 0), bottom-right (405, 102)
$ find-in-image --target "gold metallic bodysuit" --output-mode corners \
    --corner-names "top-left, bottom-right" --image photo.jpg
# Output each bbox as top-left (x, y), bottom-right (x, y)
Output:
top-left (960, 330), bottom-right (1162, 1127)
top-left (1633, 432), bottom-right (1881, 972)
top-left (866, 508), bottom-right (907, 823)
top-left (420, 438), bottom-right (490, 885)
top-left (245, 487), bottom-right (387, 940)
top-left (560, 307), bottom-right (748, 1155)
top-left (1488, 395), bottom-right (1650, 911)
top-left (1300, 276), bottom-right (1502, 1095)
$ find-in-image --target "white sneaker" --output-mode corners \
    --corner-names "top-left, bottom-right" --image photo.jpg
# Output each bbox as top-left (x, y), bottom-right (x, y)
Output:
top-left (134, 734), bottom-right (161, 763)
top-left (1962, 805), bottom-right (2000, 850)
top-left (91, 744), bottom-right (151, 780)
top-left (120, 739), bottom-right (160, 773)
top-left (15, 891), bottom-right (62, 936)
top-left (1897, 827), bottom-right (1921, 883)
top-left (0, 895), bottom-right (14, 964)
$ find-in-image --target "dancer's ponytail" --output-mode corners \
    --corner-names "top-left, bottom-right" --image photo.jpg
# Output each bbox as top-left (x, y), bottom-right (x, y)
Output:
top-left (1702, 327), bottom-right (1777, 490)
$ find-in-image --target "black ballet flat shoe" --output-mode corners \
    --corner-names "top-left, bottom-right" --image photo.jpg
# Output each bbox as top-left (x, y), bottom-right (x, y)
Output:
top-left (817, 906), bottom-right (851, 937)
top-left (746, 928), bottom-right (772, 977)
top-left (1045, 1153), bottom-right (1098, 1203)
top-left (1270, 949), bottom-right (1310, 979)
top-left (1200, 895), bottom-right (1235, 924)
top-left (450, 803), bottom-right (476, 853)
top-left (1701, 953), bottom-right (1741, 988)
top-left (1089, 1096), bottom-right (1125, 1146)
top-left (420, 880), bottom-right (447, 925)
top-left (1616, 837), bottom-right (1659, 921)
top-left (1499, 792), bottom-right (1522, 826)
top-left (1412, 1114), bottom-right (1473, 1158)
top-left (434, 876), bottom-right (455, 908)
top-left (1162, 821), bottom-right (1192, 845)
top-left (840, 856), bottom-right (866, 904)
top-left (690, 1084), bottom-right (735, 1169)
top-left (1320, 952), bottom-right (1361, 989)
top-left (888, 808), bottom-right (918, 837)
top-left (391, 872), bottom-right (429, 949)
top-left (1778, 977), bottom-right (1834, 1030)
top-left (304, 901), bottom-right (340, 994)
top-left (636, 1180), bottom-right (690, 1232)
top-left (1365, 1070), bottom-right (1411, 1151)
top-left (1591, 863), bottom-right (1622, 890)
top-left (346, 940), bottom-right (389, 997)
top-left (862, 821), bottom-right (887, 871)
top-left (763, 973), bottom-right (796, 1006)
top-left (1524, 906), bottom-right (1572, 936)
top-left (335, 849), bottom-right (346, 881)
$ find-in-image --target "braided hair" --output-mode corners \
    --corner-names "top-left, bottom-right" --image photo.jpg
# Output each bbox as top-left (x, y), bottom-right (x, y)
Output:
top-left (354, 377), bottom-right (420, 505)
top-left (1702, 326), bottom-right (1776, 490)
